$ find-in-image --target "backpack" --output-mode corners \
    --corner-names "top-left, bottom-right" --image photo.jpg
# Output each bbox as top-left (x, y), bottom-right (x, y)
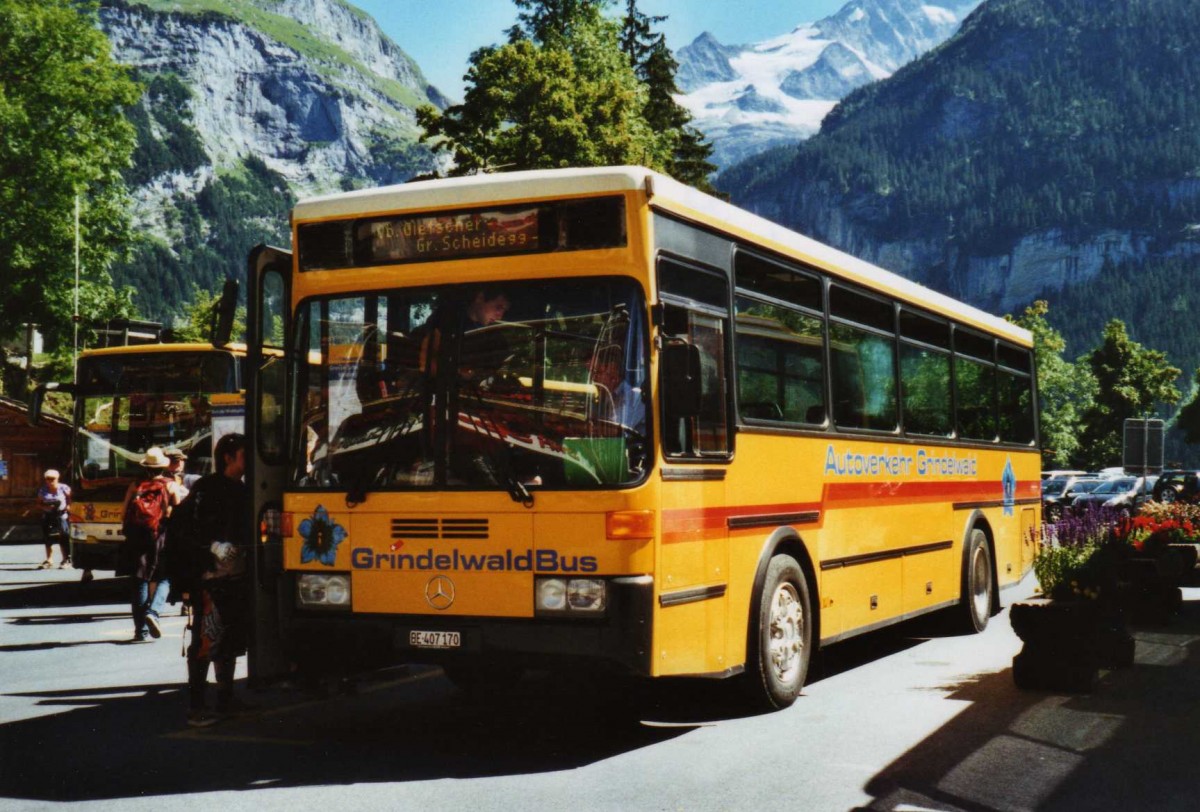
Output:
top-left (124, 478), bottom-right (170, 534)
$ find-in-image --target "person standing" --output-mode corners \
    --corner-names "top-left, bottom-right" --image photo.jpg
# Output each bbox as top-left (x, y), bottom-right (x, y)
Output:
top-left (120, 448), bottom-right (174, 642)
top-left (33, 470), bottom-right (71, 570)
top-left (163, 447), bottom-right (193, 499)
top-left (166, 433), bottom-right (250, 727)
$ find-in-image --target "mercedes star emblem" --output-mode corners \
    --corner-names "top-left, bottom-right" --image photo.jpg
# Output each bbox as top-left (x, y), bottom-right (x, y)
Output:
top-left (425, 575), bottom-right (456, 610)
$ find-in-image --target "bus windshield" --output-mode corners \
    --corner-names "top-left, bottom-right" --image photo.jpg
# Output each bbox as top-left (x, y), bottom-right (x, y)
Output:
top-left (75, 351), bottom-right (239, 500)
top-left (295, 278), bottom-right (649, 492)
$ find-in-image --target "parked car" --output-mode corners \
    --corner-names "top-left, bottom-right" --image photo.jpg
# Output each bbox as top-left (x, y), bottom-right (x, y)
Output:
top-left (1042, 477), bottom-right (1103, 520)
top-left (1151, 470), bottom-right (1200, 503)
top-left (1041, 469), bottom-right (1089, 481)
top-left (1072, 476), bottom-right (1157, 514)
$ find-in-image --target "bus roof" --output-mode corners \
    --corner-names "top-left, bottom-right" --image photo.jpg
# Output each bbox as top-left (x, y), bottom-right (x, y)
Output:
top-left (293, 166), bottom-right (1031, 347)
top-left (80, 342), bottom-right (247, 358)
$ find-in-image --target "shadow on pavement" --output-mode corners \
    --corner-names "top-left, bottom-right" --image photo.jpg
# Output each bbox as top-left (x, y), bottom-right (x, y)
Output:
top-left (0, 577), bottom-right (129, 610)
top-left (0, 606), bottom-right (986, 802)
top-left (0, 667), bottom-right (694, 803)
top-left (9, 611), bottom-right (131, 626)
top-left (856, 597), bottom-right (1200, 812)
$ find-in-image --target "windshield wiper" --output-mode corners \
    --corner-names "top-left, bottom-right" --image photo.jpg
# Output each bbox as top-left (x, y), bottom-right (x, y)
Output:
top-left (458, 385), bottom-right (534, 508)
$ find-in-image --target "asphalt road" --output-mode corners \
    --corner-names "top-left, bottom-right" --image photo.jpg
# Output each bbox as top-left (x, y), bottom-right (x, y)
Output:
top-left (2, 539), bottom-right (1199, 812)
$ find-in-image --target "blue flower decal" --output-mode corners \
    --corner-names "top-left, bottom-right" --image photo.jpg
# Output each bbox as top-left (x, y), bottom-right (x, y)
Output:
top-left (299, 505), bottom-right (347, 566)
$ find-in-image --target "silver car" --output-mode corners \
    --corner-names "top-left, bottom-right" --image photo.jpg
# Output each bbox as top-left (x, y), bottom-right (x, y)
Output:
top-left (1071, 476), bottom-right (1157, 513)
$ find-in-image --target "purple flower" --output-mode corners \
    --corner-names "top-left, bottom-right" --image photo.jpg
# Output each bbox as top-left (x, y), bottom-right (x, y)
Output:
top-left (1045, 503), bottom-right (1125, 549)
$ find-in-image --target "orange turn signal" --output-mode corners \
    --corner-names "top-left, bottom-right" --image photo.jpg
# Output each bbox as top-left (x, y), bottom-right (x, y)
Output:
top-left (606, 510), bottom-right (655, 540)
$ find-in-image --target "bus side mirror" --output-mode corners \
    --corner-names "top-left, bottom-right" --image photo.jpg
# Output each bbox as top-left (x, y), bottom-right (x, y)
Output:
top-left (28, 382), bottom-right (75, 427)
top-left (662, 342), bottom-right (702, 419)
top-left (211, 278), bottom-right (239, 348)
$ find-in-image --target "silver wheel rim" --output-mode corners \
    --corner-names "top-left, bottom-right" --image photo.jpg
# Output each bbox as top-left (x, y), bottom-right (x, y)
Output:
top-left (768, 581), bottom-right (804, 684)
top-left (971, 544), bottom-right (991, 622)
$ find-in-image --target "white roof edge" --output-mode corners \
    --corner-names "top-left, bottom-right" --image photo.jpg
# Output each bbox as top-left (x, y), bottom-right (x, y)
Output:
top-left (647, 171), bottom-right (1031, 346)
top-left (293, 166), bottom-right (653, 221)
top-left (294, 166), bottom-right (1031, 346)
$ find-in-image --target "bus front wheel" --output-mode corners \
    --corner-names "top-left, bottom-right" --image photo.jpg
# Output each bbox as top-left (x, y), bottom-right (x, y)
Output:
top-left (745, 554), bottom-right (811, 711)
top-left (959, 528), bottom-right (994, 633)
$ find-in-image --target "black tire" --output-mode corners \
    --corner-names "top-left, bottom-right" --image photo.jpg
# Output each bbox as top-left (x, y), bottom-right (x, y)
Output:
top-left (959, 528), bottom-right (994, 633)
top-left (744, 554), bottom-right (812, 711)
top-left (1159, 484), bottom-right (1181, 504)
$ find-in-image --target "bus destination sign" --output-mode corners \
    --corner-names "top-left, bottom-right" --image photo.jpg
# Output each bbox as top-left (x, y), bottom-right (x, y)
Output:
top-left (363, 207), bottom-right (540, 263)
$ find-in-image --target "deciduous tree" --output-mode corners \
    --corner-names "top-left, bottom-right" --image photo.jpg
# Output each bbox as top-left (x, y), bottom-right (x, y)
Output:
top-left (0, 0), bottom-right (141, 357)
top-left (1009, 300), bottom-right (1096, 467)
top-left (1076, 319), bottom-right (1180, 470)
top-left (416, 0), bottom-right (704, 183)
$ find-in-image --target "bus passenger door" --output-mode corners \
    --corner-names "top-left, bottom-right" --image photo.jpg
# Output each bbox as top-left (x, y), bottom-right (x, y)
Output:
top-left (246, 244), bottom-right (292, 683)
top-left (656, 283), bottom-right (733, 677)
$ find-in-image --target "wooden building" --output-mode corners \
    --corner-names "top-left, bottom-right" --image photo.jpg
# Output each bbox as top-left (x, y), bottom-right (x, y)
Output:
top-left (0, 396), bottom-right (72, 526)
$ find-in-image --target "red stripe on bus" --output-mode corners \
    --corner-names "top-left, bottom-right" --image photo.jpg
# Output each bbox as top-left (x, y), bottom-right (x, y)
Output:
top-left (661, 481), bottom-right (1038, 543)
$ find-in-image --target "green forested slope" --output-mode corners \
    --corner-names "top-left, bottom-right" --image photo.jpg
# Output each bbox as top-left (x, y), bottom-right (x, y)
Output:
top-left (719, 0), bottom-right (1200, 388)
top-left (723, 0), bottom-right (1200, 249)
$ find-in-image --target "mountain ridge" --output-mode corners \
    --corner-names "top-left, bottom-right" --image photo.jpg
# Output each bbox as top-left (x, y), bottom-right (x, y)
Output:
top-left (719, 0), bottom-right (1200, 373)
top-left (675, 0), bottom-right (981, 169)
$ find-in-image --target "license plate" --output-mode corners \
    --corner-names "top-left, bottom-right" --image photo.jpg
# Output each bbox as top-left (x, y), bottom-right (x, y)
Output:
top-left (409, 630), bottom-right (461, 649)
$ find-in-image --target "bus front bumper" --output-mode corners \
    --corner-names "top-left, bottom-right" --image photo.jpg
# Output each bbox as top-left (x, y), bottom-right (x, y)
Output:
top-left (282, 575), bottom-right (654, 677)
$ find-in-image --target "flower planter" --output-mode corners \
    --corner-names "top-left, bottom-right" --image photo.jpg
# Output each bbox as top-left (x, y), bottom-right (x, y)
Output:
top-left (1010, 597), bottom-right (1134, 693)
top-left (1167, 543), bottom-right (1198, 576)
top-left (1116, 555), bottom-right (1184, 625)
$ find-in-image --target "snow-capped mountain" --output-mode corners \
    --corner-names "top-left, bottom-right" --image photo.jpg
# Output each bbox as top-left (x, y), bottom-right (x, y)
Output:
top-left (677, 0), bottom-right (982, 169)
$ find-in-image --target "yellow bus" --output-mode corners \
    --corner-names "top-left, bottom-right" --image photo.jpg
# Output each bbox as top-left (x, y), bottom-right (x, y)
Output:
top-left (32, 342), bottom-right (246, 572)
top-left (245, 167), bottom-right (1039, 708)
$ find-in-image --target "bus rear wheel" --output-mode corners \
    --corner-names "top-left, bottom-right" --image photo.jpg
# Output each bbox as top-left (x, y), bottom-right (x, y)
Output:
top-left (745, 554), bottom-right (811, 711)
top-left (959, 528), bottom-right (994, 633)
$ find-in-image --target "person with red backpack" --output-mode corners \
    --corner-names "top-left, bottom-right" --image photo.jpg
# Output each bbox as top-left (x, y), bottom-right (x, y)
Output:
top-left (120, 447), bottom-right (178, 643)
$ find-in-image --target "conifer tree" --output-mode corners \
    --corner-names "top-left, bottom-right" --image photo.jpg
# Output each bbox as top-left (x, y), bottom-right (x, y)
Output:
top-left (618, 0), bottom-right (715, 190)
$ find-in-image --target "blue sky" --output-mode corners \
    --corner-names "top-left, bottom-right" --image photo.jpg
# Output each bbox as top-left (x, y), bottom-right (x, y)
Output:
top-left (351, 1), bottom-right (850, 100)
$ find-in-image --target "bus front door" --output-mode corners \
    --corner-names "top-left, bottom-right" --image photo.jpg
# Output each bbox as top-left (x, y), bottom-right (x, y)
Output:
top-left (246, 244), bottom-right (292, 683)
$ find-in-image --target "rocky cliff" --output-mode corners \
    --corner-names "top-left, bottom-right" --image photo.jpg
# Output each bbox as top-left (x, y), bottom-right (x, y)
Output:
top-left (98, 0), bottom-right (446, 320)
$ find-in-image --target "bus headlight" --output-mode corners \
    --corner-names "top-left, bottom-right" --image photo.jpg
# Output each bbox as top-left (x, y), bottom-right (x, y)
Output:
top-left (537, 578), bottom-right (567, 611)
top-left (297, 573), bottom-right (351, 610)
top-left (536, 577), bottom-right (606, 614)
top-left (567, 579), bottom-right (605, 611)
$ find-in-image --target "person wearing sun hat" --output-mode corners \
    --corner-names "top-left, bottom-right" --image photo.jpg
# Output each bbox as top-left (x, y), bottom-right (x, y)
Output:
top-left (119, 447), bottom-right (178, 642)
top-left (163, 446), bottom-right (192, 501)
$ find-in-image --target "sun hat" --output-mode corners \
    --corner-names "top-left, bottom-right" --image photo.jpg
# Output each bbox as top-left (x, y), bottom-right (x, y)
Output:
top-left (140, 447), bottom-right (170, 468)
top-left (44, 469), bottom-right (60, 480)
